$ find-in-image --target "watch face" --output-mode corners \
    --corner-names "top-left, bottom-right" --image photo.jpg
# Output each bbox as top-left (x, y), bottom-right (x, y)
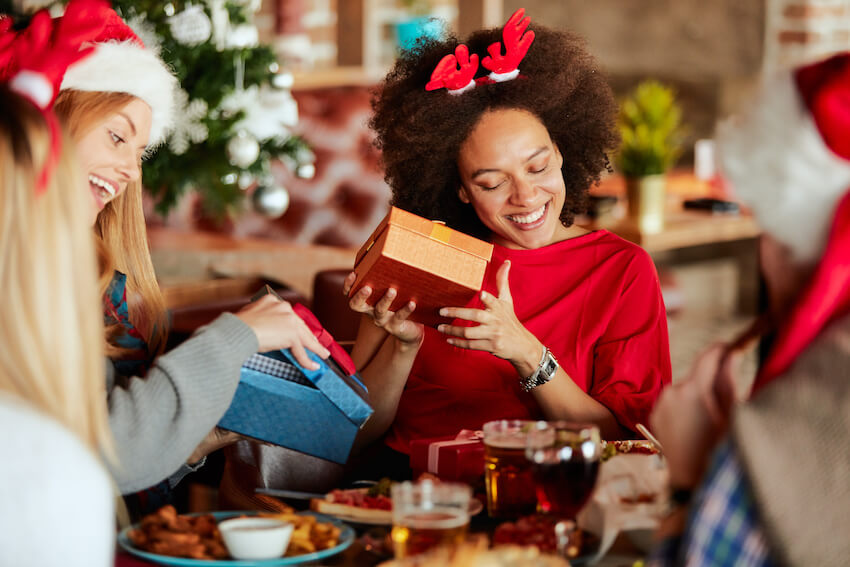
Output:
top-left (543, 357), bottom-right (557, 376)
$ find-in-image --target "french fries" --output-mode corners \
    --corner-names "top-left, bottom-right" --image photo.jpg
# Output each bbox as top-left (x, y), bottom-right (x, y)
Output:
top-left (128, 505), bottom-right (341, 560)
top-left (259, 511), bottom-right (341, 556)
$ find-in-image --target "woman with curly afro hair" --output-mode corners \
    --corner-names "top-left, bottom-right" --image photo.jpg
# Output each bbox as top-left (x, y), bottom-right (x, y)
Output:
top-left (345, 10), bottom-right (671, 470)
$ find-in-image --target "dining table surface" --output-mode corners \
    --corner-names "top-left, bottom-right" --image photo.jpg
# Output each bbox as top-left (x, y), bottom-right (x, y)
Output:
top-left (114, 500), bottom-right (649, 567)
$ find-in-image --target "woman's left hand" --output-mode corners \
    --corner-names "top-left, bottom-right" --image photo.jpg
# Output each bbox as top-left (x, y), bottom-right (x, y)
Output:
top-left (187, 427), bottom-right (243, 464)
top-left (437, 260), bottom-right (540, 366)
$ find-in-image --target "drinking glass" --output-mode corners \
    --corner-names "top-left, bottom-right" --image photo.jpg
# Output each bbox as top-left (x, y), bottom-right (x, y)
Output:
top-left (390, 480), bottom-right (471, 559)
top-left (525, 421), bottom-right (602, 519)
top-left (482, 419), bottom-right (539, 519)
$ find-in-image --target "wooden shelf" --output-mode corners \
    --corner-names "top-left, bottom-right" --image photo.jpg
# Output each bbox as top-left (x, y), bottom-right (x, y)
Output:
top-left (292, 66), bottom-right (386, 90)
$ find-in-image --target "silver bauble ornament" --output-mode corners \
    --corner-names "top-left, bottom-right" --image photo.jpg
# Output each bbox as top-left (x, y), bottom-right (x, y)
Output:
top-left (168, 4), bottom-right (212, 46)
top-left (252, 183), bottom-right (290, 218)
top-left (226, 130), bottom-right (260, 168)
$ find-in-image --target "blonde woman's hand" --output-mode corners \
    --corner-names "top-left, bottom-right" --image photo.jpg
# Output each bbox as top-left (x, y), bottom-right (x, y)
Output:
top-left (650, 343), bottom-right (739, 489)
top-left (343, 271), bottom-right (424, 345)
top-left (235, 294), bottom-right (329, 369)
top-left (436, 261), bottom-right (540, 368)
top-left (188, 427), bottom-right (243, 464)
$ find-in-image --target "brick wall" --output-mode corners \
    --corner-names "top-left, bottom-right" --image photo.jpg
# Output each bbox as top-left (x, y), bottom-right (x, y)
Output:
top-left (509, 0), bottom-right (764, 160)
top-left (766, 0), bottom-right (850, 69)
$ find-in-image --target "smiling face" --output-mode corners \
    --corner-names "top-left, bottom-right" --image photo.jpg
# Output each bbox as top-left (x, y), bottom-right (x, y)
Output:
top-left (73, 98), bottom-right (152, 222)
top-left (457, 108), bottom-right (574, 250)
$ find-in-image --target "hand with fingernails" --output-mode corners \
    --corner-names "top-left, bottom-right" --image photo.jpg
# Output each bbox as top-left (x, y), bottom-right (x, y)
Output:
top-left (437, 260), bottom-right (541, 370)
top-left (234, 294), bottom-right (330, 369)
top-left (342, 272), bottom-right (424, 346)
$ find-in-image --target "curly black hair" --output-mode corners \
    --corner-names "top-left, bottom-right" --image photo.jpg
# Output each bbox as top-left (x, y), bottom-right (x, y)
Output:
top-left (370, 21), bottom-right (619, 239)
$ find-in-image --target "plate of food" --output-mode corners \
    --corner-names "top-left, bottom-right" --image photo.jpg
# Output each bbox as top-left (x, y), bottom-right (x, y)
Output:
top-left (492, 515), bottom-right (600, 566)
top-left (117, 505), bottom-right (355, 566)
top-left (309, 479), bottom-right (484, 526)
top-left (601, 439), bottom-right (660, 460)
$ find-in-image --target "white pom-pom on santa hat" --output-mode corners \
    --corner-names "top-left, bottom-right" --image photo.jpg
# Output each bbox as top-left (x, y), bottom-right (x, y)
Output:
top-left (59, 6), bottom-right (178, 147)
top-left (717, 54), bottom-right (850, 265)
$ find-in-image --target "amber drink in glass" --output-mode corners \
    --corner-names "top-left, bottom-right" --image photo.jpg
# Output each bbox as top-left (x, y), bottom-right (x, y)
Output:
top-left (482, 419), bottom-right (539, 519)
top-left (390, 480), bottom-right (470, 559)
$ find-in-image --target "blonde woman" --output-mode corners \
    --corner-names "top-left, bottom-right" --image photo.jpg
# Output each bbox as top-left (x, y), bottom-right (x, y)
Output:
top-left (0, 2), bottom-right (330, 505)
top-left (0, 82), bottom-right (114, 565)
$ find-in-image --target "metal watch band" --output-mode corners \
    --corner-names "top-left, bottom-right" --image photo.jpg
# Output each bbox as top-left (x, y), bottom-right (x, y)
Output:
top-left (520, 346), bottom-right (559, 392)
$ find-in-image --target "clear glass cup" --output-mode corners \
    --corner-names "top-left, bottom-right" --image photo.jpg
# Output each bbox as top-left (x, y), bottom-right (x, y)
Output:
top-left (482, 419), bottom-right (539, 519)
top-left (525, 421), bottom-right (602, 559)
top-left (390, 479), bottom-right (471, 559)
top-left (525, 421), bottom-right (602, 520)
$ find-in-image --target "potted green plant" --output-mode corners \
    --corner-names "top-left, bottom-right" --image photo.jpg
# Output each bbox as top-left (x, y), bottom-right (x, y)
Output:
top-left (616, 80), bottom-right (685, 233)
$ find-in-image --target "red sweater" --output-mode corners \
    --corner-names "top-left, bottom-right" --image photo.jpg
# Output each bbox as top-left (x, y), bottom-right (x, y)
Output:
top-left (384, 230), bottom-right (671, 454)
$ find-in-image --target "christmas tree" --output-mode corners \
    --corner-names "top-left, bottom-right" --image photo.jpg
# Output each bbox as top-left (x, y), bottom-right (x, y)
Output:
top-left (96, 0), bottom-right (314, 218)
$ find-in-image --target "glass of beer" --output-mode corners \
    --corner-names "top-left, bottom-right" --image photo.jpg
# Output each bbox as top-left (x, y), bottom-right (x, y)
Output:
top-left (482, 419), bottom-right (539, 519)
top-left (525, 421), bottom-right (602, 520)
top-left (390, 480), bottom-right (471, 559)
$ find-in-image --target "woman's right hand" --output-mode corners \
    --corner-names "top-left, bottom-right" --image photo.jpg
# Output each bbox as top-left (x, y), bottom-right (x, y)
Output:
top-left (235, 294), bottom-right (329, 369)
top-left (343, 272), bottom-right (424, 345)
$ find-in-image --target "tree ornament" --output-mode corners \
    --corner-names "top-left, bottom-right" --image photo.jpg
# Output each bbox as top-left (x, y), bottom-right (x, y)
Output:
top-left (225, 23), bottom-right (259, 49)
top-left (272, 71), bottom-right (294, 89)
top-left (168, 4), bottom-right (212, 46)
top-left (252, 182), bottom-right (290, 218)
top-left (296, 163), bottom-right (315, 179)
top-left (226, 130), bottom-right (260, 168)
top-left (238, 172), bottom-right (255, 190)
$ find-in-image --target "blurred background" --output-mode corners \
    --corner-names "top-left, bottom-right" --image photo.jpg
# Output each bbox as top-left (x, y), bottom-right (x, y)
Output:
top-left (13, 0), bottom-right (850, 384)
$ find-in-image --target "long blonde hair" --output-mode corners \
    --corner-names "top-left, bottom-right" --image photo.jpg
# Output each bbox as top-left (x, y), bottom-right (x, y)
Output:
top-left (0, 87), bottom-right (113, 456)
top-left (54, 90), bottom-right (168, 357)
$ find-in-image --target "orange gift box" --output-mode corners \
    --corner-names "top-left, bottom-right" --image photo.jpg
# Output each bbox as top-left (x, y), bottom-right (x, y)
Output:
top-left (350, 207), bottom-right (493, 328)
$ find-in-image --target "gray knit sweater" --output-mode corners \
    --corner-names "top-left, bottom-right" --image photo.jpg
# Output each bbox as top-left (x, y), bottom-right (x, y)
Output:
top-left (734, 315), bottom-right (850, 567)
top-left (106, 312), bottom-right (258, 493)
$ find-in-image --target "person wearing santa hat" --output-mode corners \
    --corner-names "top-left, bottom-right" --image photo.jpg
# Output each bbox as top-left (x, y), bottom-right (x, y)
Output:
top-left (1, 0), bottom-right (331, 508)
top-left (648, 53), bottom-right (850, 567)
top-left (0, 5), bottom-right (115, 564)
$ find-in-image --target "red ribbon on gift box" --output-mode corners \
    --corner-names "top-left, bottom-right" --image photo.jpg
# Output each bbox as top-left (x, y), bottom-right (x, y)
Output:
top-left (293, 303), bottom-right (357, 376)
top-left (410, 429), bottom-right (485, 482)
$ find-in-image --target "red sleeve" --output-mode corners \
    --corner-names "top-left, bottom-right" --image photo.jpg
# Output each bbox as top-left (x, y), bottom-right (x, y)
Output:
top-left (590, 249), bottom-right (671, 433)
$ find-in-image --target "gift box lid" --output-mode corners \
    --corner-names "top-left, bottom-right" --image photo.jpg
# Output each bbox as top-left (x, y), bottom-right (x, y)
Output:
top-left (354, 207), bottom-right (493, 272)
top-left (262, 349), bottom-right (373, 425)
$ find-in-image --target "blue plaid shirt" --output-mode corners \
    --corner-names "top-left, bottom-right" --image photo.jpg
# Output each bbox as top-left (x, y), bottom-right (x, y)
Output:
top-left (648, 440), bottom-right (776, 567)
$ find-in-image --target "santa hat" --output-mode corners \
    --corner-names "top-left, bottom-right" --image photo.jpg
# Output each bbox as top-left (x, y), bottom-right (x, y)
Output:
top-left (59, 4), bottom-right (177, 147)
top-left (0, 0), bottom-right (112, 193)
top-left (718, 53), bottom-right (850, 392)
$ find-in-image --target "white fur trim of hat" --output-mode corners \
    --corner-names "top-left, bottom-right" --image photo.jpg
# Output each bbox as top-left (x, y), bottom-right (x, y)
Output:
top-left (717, 70), bottom-right (850, 264)
top-left (60, 39), bottom-right (178, 147)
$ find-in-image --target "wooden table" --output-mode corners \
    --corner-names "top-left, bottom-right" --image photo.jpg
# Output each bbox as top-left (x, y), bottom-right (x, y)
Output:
top-left (148, 226), bottom-right (358, 302)
top-left (584, 171), bottom-right (762, 314)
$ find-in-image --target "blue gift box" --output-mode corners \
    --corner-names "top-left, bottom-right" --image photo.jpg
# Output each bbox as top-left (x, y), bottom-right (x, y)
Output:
top-left (219, 349), bottom-right (374, 464)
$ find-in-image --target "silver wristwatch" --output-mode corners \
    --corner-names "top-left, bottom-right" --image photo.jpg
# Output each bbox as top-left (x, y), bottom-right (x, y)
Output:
top-left (520, 346), bottom-right (559, 392)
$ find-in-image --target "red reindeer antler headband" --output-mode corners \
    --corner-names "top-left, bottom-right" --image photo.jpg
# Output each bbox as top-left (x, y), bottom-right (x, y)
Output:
top-left (426, 8), bottom-right (535, 95)
top-left (0, 0), bottom-right (108, 195)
